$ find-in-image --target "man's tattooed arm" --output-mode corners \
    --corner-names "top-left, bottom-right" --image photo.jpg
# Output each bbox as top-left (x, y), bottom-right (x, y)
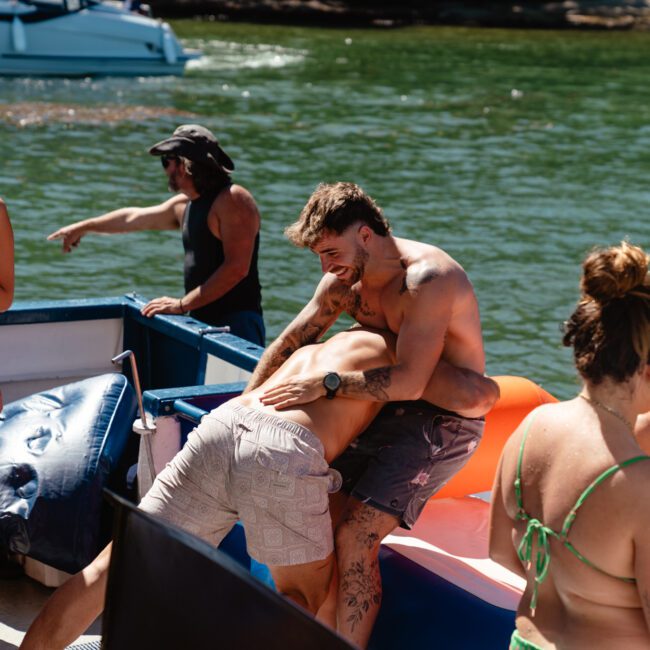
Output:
top-left (244, 322), bottom-right (321, 392)
top-left (244, 277), bottom-right (349, 392)
top-left (340, 366), bottom-right (392, 401)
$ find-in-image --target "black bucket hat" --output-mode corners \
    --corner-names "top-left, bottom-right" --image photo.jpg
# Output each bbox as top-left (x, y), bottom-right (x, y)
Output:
top-left (149, 124), bottom-right (235, 172)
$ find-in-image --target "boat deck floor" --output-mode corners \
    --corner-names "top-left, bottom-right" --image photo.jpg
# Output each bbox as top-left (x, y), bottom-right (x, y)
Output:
top-left (0, 575), bottom-right (101, 649)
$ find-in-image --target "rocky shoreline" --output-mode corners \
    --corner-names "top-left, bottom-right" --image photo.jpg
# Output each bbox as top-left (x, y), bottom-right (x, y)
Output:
top-left (151, 1), bottom-right (650, 30)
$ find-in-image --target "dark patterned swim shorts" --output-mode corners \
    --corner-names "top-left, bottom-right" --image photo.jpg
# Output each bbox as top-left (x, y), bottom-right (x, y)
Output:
top-left (330, 400), bottom-right (484, 528)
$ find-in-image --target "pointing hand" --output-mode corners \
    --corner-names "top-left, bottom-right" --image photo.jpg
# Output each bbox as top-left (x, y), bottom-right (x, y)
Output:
top-left (47, 224), bottom-right (85, 253)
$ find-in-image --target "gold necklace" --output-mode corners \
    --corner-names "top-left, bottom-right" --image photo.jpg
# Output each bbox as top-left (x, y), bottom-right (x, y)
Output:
top-left (579, 394), bottom-right (634, 432)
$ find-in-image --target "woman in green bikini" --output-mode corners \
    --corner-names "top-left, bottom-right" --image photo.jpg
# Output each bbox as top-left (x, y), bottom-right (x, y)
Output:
top-left (489, 241), bottom-right (650, 649)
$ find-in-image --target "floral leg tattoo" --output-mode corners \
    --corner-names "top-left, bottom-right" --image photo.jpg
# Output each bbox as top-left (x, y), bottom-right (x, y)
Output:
top-left (341, 557), bottom-right (382, 632)
top-left (339, 504), bottom-right (392, 633)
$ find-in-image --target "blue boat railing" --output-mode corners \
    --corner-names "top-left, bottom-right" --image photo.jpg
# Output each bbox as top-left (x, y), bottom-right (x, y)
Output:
top-left (172, 399), bottom-right (208, 423)
top-left (0, 293), bottom-right (262, 396)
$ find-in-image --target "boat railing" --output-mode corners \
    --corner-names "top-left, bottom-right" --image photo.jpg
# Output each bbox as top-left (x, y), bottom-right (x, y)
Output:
top-left (142, 381), bottom-right (242, 423)
top-left (0, 292), bottom-right (262, 404)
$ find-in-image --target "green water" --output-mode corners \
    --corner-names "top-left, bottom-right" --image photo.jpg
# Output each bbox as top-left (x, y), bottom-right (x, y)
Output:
top-left (2, 23), bottom-right (649, 398)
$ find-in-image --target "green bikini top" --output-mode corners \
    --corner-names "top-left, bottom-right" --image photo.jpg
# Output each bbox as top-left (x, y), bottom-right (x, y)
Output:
top-left (514, 412), bottom-right (650, 615)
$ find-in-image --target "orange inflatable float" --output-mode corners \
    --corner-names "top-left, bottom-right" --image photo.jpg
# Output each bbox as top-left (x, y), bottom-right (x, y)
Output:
top-left (433, 375), bottom-right (557, 499)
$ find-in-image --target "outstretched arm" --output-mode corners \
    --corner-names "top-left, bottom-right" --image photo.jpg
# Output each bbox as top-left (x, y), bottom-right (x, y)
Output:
top-left (47, 195), bottom-right (186, 253)
top-left (0, 198), bottom-right (14, 312)
top-left (244, 274), bottom-right (350, 392)
top-left (142, 186), bottom-right (258, 318)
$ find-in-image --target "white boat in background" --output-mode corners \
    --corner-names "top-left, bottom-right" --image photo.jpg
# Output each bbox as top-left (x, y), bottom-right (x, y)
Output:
top-left (0, 0), bottom-right (199, 76)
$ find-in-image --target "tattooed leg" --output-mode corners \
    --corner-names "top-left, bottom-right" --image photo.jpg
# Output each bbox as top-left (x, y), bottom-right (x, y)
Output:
top-left (334, 499), bottom-right (399, 648)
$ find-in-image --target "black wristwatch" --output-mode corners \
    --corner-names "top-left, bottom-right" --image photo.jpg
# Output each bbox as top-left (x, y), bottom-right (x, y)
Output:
top-left (323, 372), bottom-right (341, 400)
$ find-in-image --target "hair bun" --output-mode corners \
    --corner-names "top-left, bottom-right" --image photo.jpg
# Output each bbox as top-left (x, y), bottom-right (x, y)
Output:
top-left (581, 241), bottom-right (649, 304)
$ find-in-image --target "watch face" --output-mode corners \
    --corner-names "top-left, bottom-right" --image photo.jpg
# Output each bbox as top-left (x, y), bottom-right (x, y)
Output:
top-left (324, 372), bottom-right (341, 390)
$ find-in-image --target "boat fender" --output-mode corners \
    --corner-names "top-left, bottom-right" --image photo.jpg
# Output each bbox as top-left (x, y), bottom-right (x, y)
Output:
top-left (11, 16), bottom-right (26, 53)
top-left (160, 23), bottom-right (177, 65)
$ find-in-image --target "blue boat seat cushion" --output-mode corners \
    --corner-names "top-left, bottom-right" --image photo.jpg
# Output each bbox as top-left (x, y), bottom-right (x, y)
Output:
top-left (0, 373), bottom-right (137, 573)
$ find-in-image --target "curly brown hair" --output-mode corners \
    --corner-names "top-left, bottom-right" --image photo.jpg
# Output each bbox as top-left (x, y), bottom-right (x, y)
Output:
top-left (563, 241), bottom-right (650, 384)
top-left (285, 182), bottom-right (391, 248)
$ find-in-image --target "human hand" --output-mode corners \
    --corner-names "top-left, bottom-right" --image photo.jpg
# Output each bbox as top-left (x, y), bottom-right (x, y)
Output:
top-left (47, 223), bottom-right (85, 253)
top-left (141, 296), bottom-right (184, 318)
top-left (259, 374), bottom-right (325, 409)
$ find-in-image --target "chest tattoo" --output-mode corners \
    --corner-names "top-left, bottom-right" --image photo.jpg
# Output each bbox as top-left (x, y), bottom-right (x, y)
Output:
top-left (348, 292), bottom-right (376, 319)
top-left (329, 283), bottom-right (375, 320)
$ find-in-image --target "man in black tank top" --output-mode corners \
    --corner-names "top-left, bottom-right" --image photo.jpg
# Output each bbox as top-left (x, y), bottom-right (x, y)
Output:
top-left (47, 124), bottom-right (265, 346)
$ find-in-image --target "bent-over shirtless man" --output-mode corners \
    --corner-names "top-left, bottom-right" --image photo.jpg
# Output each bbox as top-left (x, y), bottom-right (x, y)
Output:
top-left (20, 325), bottom-right (487, 650)
top-left (246, 182), bottom-right (498, 647)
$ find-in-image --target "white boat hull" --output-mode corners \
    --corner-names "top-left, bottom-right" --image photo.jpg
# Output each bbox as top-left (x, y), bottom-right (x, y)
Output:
top-left (0, 1), bottom-right (198, 76)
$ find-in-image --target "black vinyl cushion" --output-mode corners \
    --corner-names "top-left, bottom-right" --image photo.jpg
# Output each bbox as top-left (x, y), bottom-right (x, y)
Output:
top-left (0, 374), bottom-right (136, 573)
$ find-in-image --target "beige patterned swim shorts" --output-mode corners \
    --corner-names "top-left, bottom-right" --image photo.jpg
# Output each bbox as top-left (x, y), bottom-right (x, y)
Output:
top-left (139, 401), bottom-right (341, 566)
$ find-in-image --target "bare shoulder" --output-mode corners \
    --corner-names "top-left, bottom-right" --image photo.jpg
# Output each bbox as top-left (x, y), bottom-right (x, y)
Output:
top-left (214, 184), bottom-right (260, 216)
top-left (504, 403), bottom-right (564, 456)
top-left (622, 452), bottom-right (650, 503)
top-left (497, 404), bottom-right (557, 502)
top-left (611, 455), bottom-right (650, 546)
top-left (208, 185), bottom-right (260, 241)
top-left (0, 199), bottom-right (12, 232)
top-left (397, 238), bottom-right (470, 296)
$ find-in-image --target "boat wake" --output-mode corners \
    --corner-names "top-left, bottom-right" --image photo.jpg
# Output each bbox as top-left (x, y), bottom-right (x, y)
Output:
top-left (185, 40), bottom-right (306, 72)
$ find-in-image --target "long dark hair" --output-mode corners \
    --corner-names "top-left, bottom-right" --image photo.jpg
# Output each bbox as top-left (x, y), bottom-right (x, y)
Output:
top-left (183, 158), bottom-right (231, 196)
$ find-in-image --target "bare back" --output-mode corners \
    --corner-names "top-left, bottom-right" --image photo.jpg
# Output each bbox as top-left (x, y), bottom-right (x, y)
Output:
top-left (236, 328), bottom-right (396, 462)
top-left (495, 400), bottom-right (650, 648)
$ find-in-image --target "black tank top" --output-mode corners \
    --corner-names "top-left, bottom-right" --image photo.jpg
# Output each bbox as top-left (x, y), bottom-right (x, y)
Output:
top-left (182, 186), bottom-right (262, 325)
